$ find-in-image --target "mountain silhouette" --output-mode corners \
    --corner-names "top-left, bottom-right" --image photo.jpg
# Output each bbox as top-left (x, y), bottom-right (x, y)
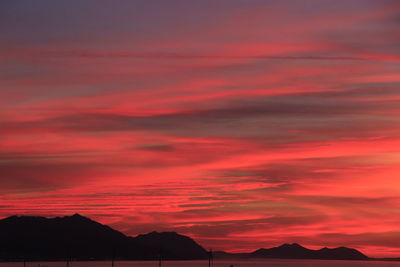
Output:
top-left (0, 214), bottom-right (207, 261)
top-left (314, 246), bottom-right (369, 260)
top-left (0, 214), bottom-right (368, 261)
top-left (216, 243), bottom-right (368, 260)
top-left (252, 243), bottom-right (314, 258)
top-left (135, 231), bottom-right (207, 260)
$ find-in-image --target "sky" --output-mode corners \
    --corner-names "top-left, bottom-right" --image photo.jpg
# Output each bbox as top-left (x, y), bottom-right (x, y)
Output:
top-left (1, 0), bottom-right (400, 258)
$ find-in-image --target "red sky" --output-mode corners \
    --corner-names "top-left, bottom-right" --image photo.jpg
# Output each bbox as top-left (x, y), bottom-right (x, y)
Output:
top-left (1, 0), bottom-right (400, 258)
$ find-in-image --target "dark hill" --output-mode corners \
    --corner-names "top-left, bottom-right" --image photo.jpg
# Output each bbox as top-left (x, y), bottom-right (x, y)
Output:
top-left (0, 214), bottom-right (369, 261)
top-left (252, 243), bottom-right (313, 259)
top-left (315, 246), bottom-right (369, 260)
top-left (250, 243), bottom-right (368, 260)
top-left (135, 231), bottom-right (207, 260)
top-left (0, 214), bottom-right (208, 261)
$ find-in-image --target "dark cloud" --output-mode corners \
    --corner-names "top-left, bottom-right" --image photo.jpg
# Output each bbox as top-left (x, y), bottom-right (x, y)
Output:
top-left (135, 143), bottom-right (175, 152)
top-left (0, 161), bottom-right (107, 192)
top-left (2, 96), bottom-right (396, 138)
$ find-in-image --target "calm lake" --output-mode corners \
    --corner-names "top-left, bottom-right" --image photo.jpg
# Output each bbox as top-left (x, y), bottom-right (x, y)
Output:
top-left (1, 260), bottom-right (399, 267)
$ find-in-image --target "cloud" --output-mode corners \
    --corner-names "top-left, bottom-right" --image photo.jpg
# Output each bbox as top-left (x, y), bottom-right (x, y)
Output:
top-left (1, 0), bottom-right (400, 258)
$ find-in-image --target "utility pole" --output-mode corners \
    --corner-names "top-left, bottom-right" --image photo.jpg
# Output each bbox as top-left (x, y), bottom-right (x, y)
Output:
top-left (158, 248), bottom-right (162, 267)
top-left (66, 250), bottom-right (70, 267)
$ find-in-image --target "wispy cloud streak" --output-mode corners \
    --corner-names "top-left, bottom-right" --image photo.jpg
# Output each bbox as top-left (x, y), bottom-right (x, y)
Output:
top-left (0, 0), bottom-right (399, 257)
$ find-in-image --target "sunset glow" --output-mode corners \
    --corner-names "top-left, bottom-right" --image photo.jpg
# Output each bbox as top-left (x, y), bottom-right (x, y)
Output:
top-left (1, 0), bottom-right (400, 257)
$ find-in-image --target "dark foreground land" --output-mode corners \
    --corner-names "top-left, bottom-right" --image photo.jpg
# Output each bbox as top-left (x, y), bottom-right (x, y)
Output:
top-left (0, 214), bottom-right (371, 262)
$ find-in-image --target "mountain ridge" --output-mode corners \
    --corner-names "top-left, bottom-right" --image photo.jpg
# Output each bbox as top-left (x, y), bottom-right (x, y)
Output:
top-left (0, 214), bottom-right (207, 261)
top-left (0, 214), bottom-right (369, 261)
top-left (249, 243), bottom-right (368, 260)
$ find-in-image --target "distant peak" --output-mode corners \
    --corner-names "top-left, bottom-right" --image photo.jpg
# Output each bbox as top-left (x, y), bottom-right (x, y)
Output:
top-left (62, 213), bottom-right (93, 222)
top-left (143, 231), bottom-right (181, 237)
top-left (69, 213), bottom-right (89, 219)
top-left (280, 243), bottom-right (304, 248)
top-left (146, 231), bottom-right (178, 235)
top-left (135, 231), bottom-right (190, 241)
top-left (149, 231), bottom-right (159, 234)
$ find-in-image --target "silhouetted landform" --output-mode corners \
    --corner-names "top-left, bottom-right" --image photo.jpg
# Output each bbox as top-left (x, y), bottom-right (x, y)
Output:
top-left (0, 214), bottom-right (370, 261)
top-left (252, 243), bottom-right (368, 260)
top-left (134, 231), bottom-right (207, 260)
top-left (0, 214), bottom-right (207, 261)
top-left (214, 243), bottom-right (368, 260)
